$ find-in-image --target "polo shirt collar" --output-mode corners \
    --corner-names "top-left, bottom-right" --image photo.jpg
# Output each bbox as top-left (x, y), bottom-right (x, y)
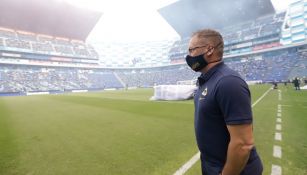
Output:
top-left (198, 62), bottom-right (224, 86)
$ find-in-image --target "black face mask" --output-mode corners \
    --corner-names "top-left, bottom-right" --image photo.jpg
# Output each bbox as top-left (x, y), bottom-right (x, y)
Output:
top-left (185, 53), bottom-right (208, 72)
top-left (185, 42), bottom-right (222, 72)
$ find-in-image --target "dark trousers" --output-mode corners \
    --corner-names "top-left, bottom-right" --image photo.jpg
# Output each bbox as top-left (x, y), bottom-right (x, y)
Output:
top-left (200, 154), bottom-right (263, 175)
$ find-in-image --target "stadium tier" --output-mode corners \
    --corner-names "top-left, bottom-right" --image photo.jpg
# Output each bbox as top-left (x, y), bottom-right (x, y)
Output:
top-left (169, 11), bottom-right (286, 63)
top-left (116, 66), bottom-right (198, 88)
top-left (0, 28), bottom-right (99, 59)
top-left (95, 40), bottom-right (174, 68)
top-left (1, 44), bottom-right (307, 93)
top-left (1, 6), bottom-right (307, 94)
top-left (0, 66), bottom-right (123, 93)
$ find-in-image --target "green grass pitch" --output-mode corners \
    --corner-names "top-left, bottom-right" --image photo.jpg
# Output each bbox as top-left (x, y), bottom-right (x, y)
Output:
top-left (0, 84), bottom-right (306, 175)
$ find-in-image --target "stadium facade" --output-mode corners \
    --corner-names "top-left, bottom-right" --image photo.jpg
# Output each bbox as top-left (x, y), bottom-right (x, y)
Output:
top-left (0, 0), bottom-right (307, 95)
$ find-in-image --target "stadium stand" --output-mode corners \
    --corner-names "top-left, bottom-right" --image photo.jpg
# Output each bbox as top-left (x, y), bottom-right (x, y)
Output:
top-left (2, 43), bottom-right (306, 93)
top-left (0, 29), bottom-right (99, 58)
top-left (17, 31), bottom-right (37, 41)
top-left (0, 65), bottom-right (124, 93)
top-left (115, 46), bottom-right (307, 88)
top-left (1, 28), bottom-right (307, 93)
top-left (0, 0), bottom-right (307, 95)
top-left (168, 11), bottom-right (286, 63)
top-left (0, 28), bottom-right (17, 38)
top-left (225, 48), bottom-right (304, 82)
top-left (116, 66), bottom-right (199, 88)
top-left (32, 42), bottom-right (54, 53)
top-left (96, 40), bottom-right (174, 68)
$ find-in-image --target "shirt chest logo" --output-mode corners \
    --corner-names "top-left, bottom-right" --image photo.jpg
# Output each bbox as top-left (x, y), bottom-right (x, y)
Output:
top-left (202, 87), bottom-right (208, 96)
top-left (199, 87), bottom-right (208, 100)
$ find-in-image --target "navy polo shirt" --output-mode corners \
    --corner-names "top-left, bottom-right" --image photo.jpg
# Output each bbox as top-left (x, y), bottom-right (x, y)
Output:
top-left (194, 62), bottom-right (262, 175)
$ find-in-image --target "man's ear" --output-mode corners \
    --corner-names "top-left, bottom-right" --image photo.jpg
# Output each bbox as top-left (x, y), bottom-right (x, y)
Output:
top-left (207, 46), bottom-right (214, 56)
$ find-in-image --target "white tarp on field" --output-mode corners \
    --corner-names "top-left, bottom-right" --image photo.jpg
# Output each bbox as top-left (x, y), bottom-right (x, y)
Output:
top-left (301, 85), bottom-right (307, 90)
top-left (150, 85), bottom-right (197, 101)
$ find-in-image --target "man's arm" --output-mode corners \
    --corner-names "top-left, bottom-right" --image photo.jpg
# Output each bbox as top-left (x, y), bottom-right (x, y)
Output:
top-left (221, 124), bottom-right (254, 175)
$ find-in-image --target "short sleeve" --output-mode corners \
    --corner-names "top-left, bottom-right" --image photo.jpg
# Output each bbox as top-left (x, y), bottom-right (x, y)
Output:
top-left (215, 76), bottom-right (252, 125)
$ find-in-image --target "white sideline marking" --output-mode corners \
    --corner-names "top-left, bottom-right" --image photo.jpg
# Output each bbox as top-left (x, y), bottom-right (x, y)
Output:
top-left (276, 124), bottom-right (282, 131)
top-left (251, 87), bottom-right (272, 108)
top-left (275, 132), bottom-right (282, 141)
top-left (278, 90), bottom-right (282, 101)
top-left (273, 145), bottom-right (282, 158)
top-left (271, 165), bottom-right (282, 175)
top-left (173, 152), bottom-right (200, 175)
top-left (173, 87), bottom-right (272, 175)
top-left (271, 96), bottom-right (282, 175)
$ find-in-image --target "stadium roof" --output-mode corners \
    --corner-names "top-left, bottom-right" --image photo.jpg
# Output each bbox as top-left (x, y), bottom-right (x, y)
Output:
top-left (0, 0), bottom-right (102, 41)
top-left (158, 0), bottom-right (276, 38)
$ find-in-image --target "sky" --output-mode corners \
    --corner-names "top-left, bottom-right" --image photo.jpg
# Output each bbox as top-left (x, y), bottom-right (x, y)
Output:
top-left (64, 0), bottom-right (292, 43)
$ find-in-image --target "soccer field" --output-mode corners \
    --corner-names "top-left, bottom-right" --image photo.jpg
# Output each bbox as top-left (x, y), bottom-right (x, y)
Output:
top-left (0, 84), bottom-right (306, 175)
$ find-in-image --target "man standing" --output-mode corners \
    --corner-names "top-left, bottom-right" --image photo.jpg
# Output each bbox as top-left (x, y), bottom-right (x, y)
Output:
top-left (185, 29), bottom-right (263, 175)
top-left (293, 77), bottom-right (300, 90)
